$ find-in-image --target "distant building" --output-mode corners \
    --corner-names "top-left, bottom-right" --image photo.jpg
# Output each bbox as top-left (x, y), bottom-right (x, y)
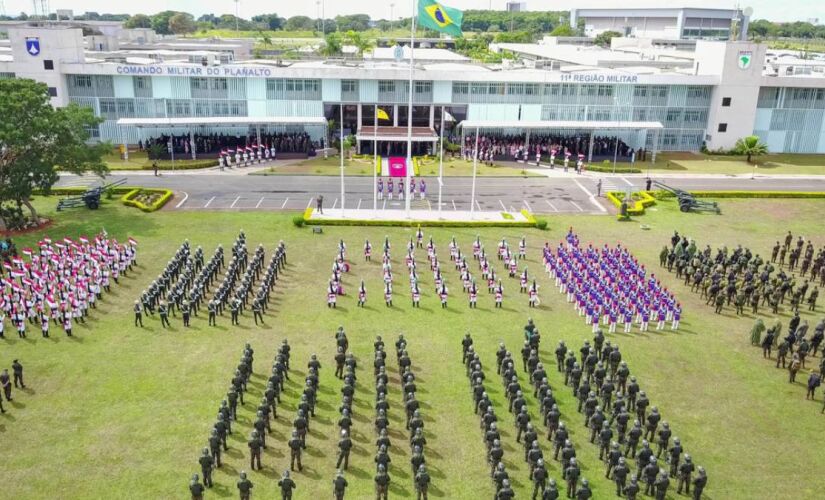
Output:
top-left (570, 7), bottom-right (746, 41)
top-left (506, 2), bottom-right (527, 12)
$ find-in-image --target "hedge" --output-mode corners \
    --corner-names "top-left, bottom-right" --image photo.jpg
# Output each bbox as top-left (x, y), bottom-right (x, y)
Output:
top-left (586, 164), bottom-right (643, 174)
top-left (140, 159), bottom-right (216, 170)
top-left (654, 190), bottom-right (825, 200)
top-left (606, 190), bottom-right (657, 216)
top-left (121, 188), bottom-right (174, 212)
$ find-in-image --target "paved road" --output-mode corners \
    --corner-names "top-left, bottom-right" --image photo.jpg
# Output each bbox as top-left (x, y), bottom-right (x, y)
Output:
top-left (57, 172), bottom-right (825, 215)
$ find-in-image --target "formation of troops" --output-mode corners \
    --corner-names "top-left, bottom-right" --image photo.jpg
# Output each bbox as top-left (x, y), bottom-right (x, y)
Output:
top-left (0, 233), bottom-right (136, 339)
top-left (460, 134), bottom-right (642, 169)
top-left (328, 231), bottom-right (539, 309)
top-left (137, 232), bottom-right (286, 328)
top-left (660, 231), bottom-right (821, 316)
top-left (141, 131), bottom-right (317, 159)
top-left (543, 229), bottom-right (682, 334)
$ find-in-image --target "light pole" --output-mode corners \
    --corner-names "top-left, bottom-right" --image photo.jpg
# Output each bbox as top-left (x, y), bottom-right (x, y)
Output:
top-left (322, 0), bottom-right (326, 35)
top-left (316, 1), bottom-right (321, 33)
top-left (390, 3), bottom-right (395, 32)
top-left (234, 0), bottom-right (240, 35)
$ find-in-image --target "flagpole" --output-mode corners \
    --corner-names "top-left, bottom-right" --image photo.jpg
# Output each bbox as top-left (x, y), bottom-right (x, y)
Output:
top-left (340, 104), bottom-right (345, 217)
top-left (438, 105), bottom-right (444, 218)
top-left (405, 0), bottom-right (417, 219)
top-left (374, 105), bottom-right (378, 210)
top-left (471, 126), bottom-right (479, 220)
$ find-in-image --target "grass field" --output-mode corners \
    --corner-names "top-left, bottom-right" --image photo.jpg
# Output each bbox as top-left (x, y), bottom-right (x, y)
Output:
top-left (646, 152), bottom-right (825, 175)
top-left (257, 155), bottom-right (538, 177)
top-left (1, 196), bottom-right (824, 499)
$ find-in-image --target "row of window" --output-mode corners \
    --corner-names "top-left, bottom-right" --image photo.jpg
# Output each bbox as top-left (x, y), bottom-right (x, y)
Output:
top-left (96, 98), bottom-right (248, 118)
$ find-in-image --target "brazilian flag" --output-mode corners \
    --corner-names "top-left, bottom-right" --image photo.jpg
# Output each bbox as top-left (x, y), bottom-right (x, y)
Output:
top-left (418, 0), bottom-right (463, 38)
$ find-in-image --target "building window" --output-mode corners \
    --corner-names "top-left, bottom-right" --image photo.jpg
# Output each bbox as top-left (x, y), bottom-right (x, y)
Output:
top-left (378, 80), bottom-right (396, 93)
top-left (341, 79), bottom-right (357, 93)
top-left (47, 87), bottom-right (57, 97)
top-left (452, 82), bottom-right (469, 95)
top-left (43, 60), bottom-right (54, 70)
top-left (718, 123), bottom-right (728, 132)
top-left (722, 97), bottom-right (732, 107)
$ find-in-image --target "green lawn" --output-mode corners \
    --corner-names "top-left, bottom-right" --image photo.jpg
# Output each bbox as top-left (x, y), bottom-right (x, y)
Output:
top-left (1, 196), bottom-right (824, 498)
top-left (257, 155), bottom-right (539, 177)
top-left (645, 152), bottom-right (825, 175)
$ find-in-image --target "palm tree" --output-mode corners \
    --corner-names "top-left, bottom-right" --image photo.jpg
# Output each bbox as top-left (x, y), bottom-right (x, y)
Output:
top-left (734, 135), bottom-right (769, 164)
top-left (320, 32), bottom-right (343, 57)
top-left (345, 30), bottom-right (375, 57)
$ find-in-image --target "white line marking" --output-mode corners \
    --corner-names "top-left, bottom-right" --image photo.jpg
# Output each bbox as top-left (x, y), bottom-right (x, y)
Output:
top-left (573, 179), bottom-right (608, 213)
top-left (499, 199), bottom-right (507, 211)
top-left (570, 201), bottom-right (584, 212)
top-left (230, 196), bottom-right (241, 208)
top-left (523, 200), bottom-right (533, 212)
top-left (174, 191), bottom-right (189, 208)
top-left (451, 200), bottom-right (457, 211)
top-left (426, 199), bottom-right (432, 210)
top-left (255, 197), bottom-right (265, 209)
top-left (545, 200), bottom-right (559, 212)
top-left (332, 198), bottom-right (338, 209)
top-left (203, 196), bottom-right (215, 208)
top-left (280, 198), bottom-right (289, 209)
top-left (476, 200), bottom-right (482, 211)
top-left (620, 177), bottom-right (634, 186)
top-left (510, 205), bottom-right (517, 212)
top-left (357, 198), bottom-right (362, 209)
top-left (382, 199), bottom-right (387, 210)
top-left (306, 197), bottom-right (313, 209)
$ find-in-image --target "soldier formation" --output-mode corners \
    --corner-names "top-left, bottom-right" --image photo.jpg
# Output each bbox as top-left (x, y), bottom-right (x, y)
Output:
top-left (330, 233), bottom-right (535, 309)
top-left (661, 231), bottom-right (821, 316)
top-left (749, 313), bottom-right (825, 412)
top-left (544, 229), bottom-right (682, 334)
top-left (0, 233), bottom-right (136, 339)
top-left (138, 232), bottom-right (286, 328)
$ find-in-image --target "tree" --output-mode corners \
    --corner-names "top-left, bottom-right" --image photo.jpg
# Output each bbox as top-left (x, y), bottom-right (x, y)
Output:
top-left (124, 14), bottom-right (152, 29)
top-left (594, 30), bottom-right (622, 47)
top-left (733, 135), bottom-right (768, 163)
top-left (0, 79), bottom-right (108, 229)
top-left (252, 13), bottom-right (284, 31)
top-left (169, 13), bottom-right (196, 35)
top-left (320, 32), bottom-right (343, 57)
top-left (150, 11), bottom-right (180, 35)
top-left (549, 24), bottom-right (577, 37)
top-left (285, 15), bottom-right (315, 31)
top-left (494, 31), bottom-right (534, 43)
top-left (335, 14), bottom-right (371, 32)
top-left (344, 30), bottom-right (375, 57)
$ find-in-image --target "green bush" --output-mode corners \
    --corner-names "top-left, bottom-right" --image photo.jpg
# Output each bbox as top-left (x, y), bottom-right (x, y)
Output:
top-left (141, 159), bottom-right (216, 170)
top-left (654, 190), bottom-right (825, 200)
top-left (292, 215), bottom-right (305, 227)
top-left (587, 164), bottom-right (643, 174)
top-left (535, 219), bottom-right (548, 230)
top-left (121, 188), bottom-right (174, 212)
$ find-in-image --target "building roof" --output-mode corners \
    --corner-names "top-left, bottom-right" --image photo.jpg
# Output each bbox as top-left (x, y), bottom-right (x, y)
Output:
top-left (366, 47), bottom-right (470, 62)
top-left (117, 117), bottom-right (327, 127)
top-left (457, 120), bottom-right (664, 130)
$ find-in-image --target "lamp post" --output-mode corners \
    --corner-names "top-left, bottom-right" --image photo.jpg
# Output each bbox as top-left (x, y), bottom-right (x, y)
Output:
top-left (390, 3), bottom-right (395, 32)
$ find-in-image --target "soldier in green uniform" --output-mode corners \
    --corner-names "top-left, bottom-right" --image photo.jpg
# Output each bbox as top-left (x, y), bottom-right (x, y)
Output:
top-left (543, 478), bottom-right (559, 500)
top-left (335, 347), bottom-right (346, 379)
top-left (181, 300), bottom-right (191, 327)
top-left (248, 430), bottom-right (262, 470)
top-left (198, 447), bottom-right (214, 488)
top-left (654, 470), bottom-right (670, 500)
top-left (337, 430), bottom-right (352, 470)
top-left (415, 464), bottom-right (431, 500)
top-left (278, 470), bottom-right (296, 500)
top-left (294, 409), bottom-right (308, 448)
top-left (254, 410), bottom-right (268, 448)
top-left (692, 466), bottom-right (707, 499)
top-left (375, 463), bottom-right (390, 500)
top-left (208, 429), bottom-right (222, 467)
top-left (613, 456), bottom-right (629, 495)
top-left (564, 457), bottom-right (580, 499)
top-left (575, 478), bottom-right (592, 500)
top-left (497, 478), bottom-right (515, 500)
top-left (230, 298), bottom-right (240, 325)
top-left (531, 458), bottom-right (548, 499)
top-left (189, 473), bottom-right (205, 500)
top-left (333, 470), bottom-right (348, 500)
top-left (237, 471), bottom-right (253, 500)
top-left (493, 462), bottom-right (509, 500)
top-left (749, 319), bottom-right (765, 345)
top-left (624, 476), bottom-right (640, 500)
top-left (214, 413), bottom-right (229, 451)
top-left (289, 429), bottom-right (303, 471)
top-left (264, 383), bottom-right (278, 418)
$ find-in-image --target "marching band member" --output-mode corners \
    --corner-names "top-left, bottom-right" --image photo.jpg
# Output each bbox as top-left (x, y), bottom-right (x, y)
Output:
top-left (364, 239), bottom-right (372, 262)
top-left (384, 282), bottom-right (393, 307)
top-left (495, 279), bottom-right (504, 308)
top-left (528, 280), bottom-right (540, 308)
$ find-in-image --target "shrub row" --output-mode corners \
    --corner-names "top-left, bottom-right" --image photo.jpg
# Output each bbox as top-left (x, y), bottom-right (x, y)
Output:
top-left (654, 190), bottom-right (825, 200)
top-left (140, 160), bottom-right (216, 170)
top-left (121, 188), bottom-right (174, 212)
top-left (586, 164), bottom-right (643, 174)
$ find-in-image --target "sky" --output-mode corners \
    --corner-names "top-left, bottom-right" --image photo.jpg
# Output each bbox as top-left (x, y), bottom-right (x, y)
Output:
top-left (4, 0), bottom-right (824, 24)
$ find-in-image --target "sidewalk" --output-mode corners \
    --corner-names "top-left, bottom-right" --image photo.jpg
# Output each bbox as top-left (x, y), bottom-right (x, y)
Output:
top-left (524, 167), bottom-right (825, 181)
top-left (65, 159), bottom-right (302, 177)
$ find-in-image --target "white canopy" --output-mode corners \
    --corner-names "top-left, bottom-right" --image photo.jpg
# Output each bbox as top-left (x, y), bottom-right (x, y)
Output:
top-left (116, 117), bottom-right (327, 127)
top-left (457, 120), bottom-right (664, 130)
